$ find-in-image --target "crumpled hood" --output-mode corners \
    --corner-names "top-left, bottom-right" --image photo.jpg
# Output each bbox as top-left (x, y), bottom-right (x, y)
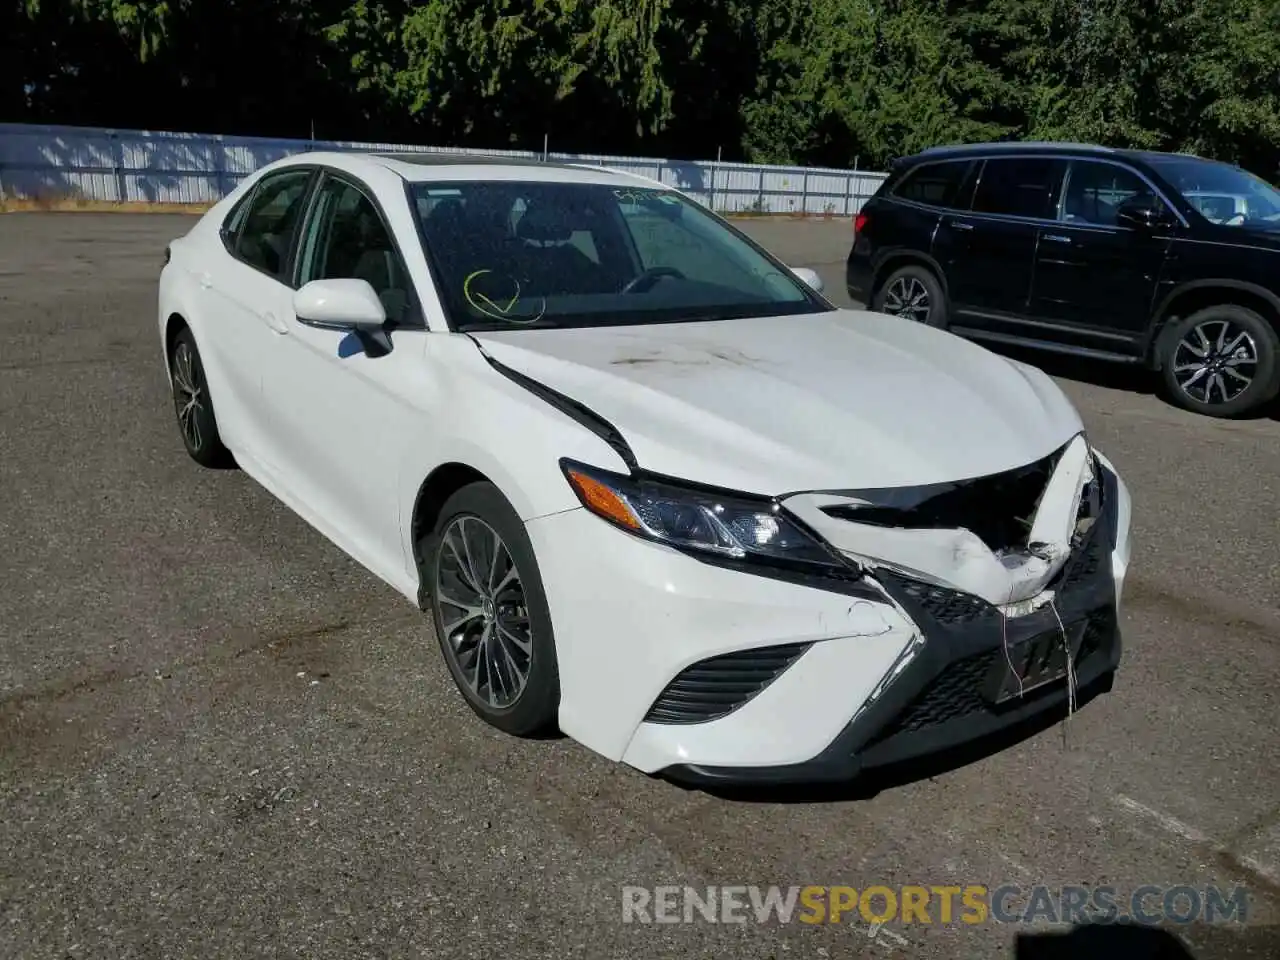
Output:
top-left (470, 309), bottom-right (1084, 494)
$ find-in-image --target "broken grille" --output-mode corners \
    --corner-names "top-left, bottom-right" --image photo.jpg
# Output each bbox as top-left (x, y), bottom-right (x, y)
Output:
top-left (818, 442), bottom-right (1069, 554)
top-left (875, 571), bottom-right (996, 625)
top-left (865, 608), bottom-right (1113, 745)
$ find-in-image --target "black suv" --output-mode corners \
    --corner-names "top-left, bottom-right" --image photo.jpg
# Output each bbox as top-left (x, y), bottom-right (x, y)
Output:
top-left (846, 141), bottom-right (1280, 417)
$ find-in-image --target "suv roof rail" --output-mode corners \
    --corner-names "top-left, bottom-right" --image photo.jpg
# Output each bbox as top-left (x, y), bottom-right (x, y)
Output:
top-left (915, 140), bottom-right (1116, 156)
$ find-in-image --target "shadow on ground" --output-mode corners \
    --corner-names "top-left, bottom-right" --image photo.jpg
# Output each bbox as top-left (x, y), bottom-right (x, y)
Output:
top-left (1015, 921), bottom-right (1279, 960)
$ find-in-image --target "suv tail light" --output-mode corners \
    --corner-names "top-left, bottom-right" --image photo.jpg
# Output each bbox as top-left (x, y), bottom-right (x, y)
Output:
top-left (854, 213), bottom-right (868, 235)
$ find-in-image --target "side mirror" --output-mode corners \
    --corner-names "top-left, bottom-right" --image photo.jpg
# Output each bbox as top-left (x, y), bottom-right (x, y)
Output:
top-left (294, 278), bottom-right (387, 330)
top-left (1115, 197), bottom-right (1172, 231)
top-left (790, 266), bottom-right (825, 293)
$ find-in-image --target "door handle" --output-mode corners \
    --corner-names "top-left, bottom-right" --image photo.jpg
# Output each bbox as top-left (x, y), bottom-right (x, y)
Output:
top-left (1042, 234), bottom-right (1072, 244)
top-left (262, 312), bottom-right (289, 335)
top-left (948, 220), bottom-right (975, 231)
top-left (199, 272), bottom-right (212, 289)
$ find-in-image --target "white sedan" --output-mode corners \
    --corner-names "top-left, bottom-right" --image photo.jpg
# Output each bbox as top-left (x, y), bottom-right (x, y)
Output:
top-left (158, 151), bottom-right (1132, 786)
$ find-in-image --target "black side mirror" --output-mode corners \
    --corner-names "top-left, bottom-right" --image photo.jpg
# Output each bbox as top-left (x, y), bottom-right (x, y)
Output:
top-left (1116, 196), bottom-right (1172, 231)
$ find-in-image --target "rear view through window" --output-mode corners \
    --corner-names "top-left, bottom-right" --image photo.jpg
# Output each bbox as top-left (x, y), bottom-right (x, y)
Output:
top-left (412, 182), bottom-right (824, 330)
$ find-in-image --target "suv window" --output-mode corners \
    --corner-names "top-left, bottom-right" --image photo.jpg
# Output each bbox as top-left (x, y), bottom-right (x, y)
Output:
top-left (296, 174), bottom-right (413, 325)
top-left (235, 169), bottom-right (313, 280)
top-left (1061, 161), bottom-right (1162, 227)
top-left (971, 158), bottom-right (1066, 220)
top-left (892, 160), bottom-right (976, 209)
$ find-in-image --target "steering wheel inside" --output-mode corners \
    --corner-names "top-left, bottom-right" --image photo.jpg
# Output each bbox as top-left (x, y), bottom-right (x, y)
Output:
top-left (621, 266), bottom-right (686, 294)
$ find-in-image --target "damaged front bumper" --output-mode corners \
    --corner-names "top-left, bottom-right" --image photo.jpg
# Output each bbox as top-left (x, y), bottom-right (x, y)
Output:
top-left (663, 446), bottom-right (1131, 788)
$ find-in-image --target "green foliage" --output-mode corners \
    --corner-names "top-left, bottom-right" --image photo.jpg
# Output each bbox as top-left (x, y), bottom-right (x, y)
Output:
top-left (4, 0), bottom-right (1279, 175)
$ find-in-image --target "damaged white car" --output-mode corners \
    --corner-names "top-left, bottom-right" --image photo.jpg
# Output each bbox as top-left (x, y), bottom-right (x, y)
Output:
top-left (158, 152), bottom-right (1132, 785)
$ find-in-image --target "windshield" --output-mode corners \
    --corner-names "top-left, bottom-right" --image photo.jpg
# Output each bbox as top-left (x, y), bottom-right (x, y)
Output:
top-left (1146, 156), bottom-right (1280, 229)
top-left (410, 181), bottom-right (826, 330)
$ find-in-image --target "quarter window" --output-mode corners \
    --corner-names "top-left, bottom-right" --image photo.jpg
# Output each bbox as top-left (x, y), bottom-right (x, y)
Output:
top-left (234, 169), bottom-right (313, 280)
top-left (892, 160), bottom-right (977, 209)
top-left (296, 175), bottom-right (413, 325)
top-left (971, 158), bottom-right (1066, 220)
top-left (1061, 161), bottom-right (1162, 227)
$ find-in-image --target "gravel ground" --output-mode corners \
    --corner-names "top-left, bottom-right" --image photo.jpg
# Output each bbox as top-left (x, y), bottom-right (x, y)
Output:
top-left (0, 212), bottom-right (1277, 960)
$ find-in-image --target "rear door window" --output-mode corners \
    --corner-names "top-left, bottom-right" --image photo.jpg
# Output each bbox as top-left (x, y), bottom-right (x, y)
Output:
top-left (892, 160), bottom-right (978, 209)
top-left (970, 158), bottom-right (1067, 220)
top-left (233, 169), bottom-right (314, 281)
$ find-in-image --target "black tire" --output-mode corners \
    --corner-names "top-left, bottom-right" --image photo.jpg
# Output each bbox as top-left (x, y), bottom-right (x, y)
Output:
top-left (1157, 305), bottom-right (1280, 418)
top-left (422, 482), bottom-right (560, 737)
top-left (169, 326), bottom-right (234, 468)
top-left (871, 263), bottom-right (948, 328)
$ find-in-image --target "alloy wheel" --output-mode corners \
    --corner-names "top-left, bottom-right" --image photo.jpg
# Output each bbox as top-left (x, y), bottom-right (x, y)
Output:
top-left (883, 276), bottom-right (931, 322)
top-left (435, 515), bottom-right (533, 709)
top-left (1171, 319), bottom-right (1258, 406)
top-left (172, 342), bottom-right (205, 451)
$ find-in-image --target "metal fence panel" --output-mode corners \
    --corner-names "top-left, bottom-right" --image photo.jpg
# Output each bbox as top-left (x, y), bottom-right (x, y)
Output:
top-left (0, 122), bottom-right (888, 214)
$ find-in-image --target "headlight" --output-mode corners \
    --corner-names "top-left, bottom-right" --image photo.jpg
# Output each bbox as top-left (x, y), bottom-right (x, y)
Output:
top-left (560, 459), bottom-right (844, 570)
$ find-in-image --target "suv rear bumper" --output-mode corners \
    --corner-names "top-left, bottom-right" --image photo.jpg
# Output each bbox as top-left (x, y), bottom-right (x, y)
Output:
top-left (846, 253), bottom-right (872, 304)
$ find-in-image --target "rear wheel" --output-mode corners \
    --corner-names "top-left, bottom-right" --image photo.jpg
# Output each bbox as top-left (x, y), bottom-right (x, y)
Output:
top-left (423, 482), bottom-right (560, 737)
top-left (169, 327), bottom-right (233, 467)
top-left (1158, 305), bottom-right (1280, 418)
top-left (872, 264), bottom-right (948, 328)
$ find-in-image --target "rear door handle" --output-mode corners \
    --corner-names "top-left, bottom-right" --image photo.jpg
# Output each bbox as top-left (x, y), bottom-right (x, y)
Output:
top-left (1042, 234), bottom-right (1072, 244)
top-left (199, 272), bottom-right (212, 289)
top-left (948, 220), bottom-right (974, 231)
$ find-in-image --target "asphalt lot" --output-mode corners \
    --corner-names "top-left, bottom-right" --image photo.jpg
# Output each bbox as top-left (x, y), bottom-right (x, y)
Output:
top-left (1, 212), bottom-right (1277, 960)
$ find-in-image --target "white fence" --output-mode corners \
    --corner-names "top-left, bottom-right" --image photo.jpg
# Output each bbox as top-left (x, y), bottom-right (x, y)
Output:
top-left (0, 122), bottom-right (888, 216)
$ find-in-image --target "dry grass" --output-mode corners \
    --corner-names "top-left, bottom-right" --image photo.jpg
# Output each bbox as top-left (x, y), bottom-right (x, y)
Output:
top-left (0, 195), bottom-right (213, 214)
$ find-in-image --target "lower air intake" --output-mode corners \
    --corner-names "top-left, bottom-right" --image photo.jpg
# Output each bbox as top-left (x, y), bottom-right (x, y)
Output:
top-left (643, 642), bottom-right (813, 725)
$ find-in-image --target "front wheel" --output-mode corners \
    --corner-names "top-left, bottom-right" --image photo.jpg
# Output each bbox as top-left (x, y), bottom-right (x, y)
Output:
top-left (423, 482), bottom-right (560, 737)
top-left (872, 264), bottom-right (948, 328)
top-left (1158, 305), bottom-right (1280, 418)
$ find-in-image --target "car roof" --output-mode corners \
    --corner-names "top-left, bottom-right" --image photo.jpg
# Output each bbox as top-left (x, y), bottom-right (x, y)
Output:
top-left (901, 141), bottom-right (1217, 167)
top-left (268, 149), bottom-right (664, 189)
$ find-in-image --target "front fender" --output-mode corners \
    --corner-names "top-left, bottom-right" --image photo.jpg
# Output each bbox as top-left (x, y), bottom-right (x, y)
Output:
top-left (394, 336), bottom-right (634, 586)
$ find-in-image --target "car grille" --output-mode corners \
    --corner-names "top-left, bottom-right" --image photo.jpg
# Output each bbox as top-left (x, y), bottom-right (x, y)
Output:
top-left (643, 642), bottom-right (813, 725)
top-left (875, 572), bottom-right (995, 625)
top-left (865, 608), bottom-right (1113, 744)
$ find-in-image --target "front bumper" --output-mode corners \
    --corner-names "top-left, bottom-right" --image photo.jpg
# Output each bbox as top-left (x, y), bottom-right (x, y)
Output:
top-left (526, 460), bottom-right (1131, 786)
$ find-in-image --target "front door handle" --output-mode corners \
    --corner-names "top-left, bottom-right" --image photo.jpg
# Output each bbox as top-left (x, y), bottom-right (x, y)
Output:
top-left (1042, 234), bottom-right (1072, 244)
top-left (199, 272), bottom-right (212, 289)
top-left (948, 220), bottom-right (975, 231)
top-left (262, 312), bottom-right (289, 335)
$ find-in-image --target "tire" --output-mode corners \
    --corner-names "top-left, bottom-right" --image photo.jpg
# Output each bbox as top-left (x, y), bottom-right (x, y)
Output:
top-left (1157, 305), bottom-right (1280, 418)
top-left (871, 264), bottom-right (948, 328)
top-left (422, 481), bottom-right (560, 737)
top-left (169, 326), bottom-right (234, 468)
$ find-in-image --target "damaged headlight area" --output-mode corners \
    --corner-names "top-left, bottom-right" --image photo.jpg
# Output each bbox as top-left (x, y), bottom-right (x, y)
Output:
top-left (560, 458), bottom-right (849, 574)
top-left (1073, 446), bottom-right (1105, 547)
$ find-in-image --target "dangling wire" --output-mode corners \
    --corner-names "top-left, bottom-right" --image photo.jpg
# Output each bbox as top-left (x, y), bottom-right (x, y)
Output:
top-left (1048, 596), bottom-right (1077, 749)
top-left (1000, 582), bottom-right (1024, 701)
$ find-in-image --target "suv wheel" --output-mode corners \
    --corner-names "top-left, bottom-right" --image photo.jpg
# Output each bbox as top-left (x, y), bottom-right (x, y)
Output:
top-left (1158, 305), bottom-right (1280, 418)
top-left (872, 264), bottom-right (948, 328)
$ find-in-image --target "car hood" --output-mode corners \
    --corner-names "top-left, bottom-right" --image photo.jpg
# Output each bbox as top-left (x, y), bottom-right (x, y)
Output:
top-left (469, 309), bottom-right (1084, 494)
